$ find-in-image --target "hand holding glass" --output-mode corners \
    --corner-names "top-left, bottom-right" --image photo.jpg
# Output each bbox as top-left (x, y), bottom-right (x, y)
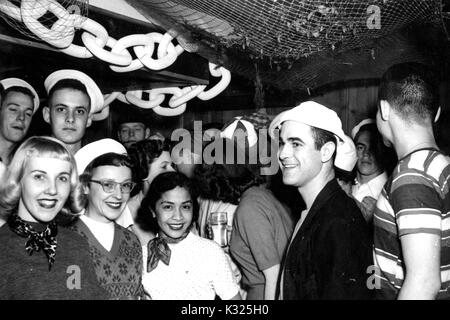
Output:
top-left (208, 212), bottom-right (228, 247)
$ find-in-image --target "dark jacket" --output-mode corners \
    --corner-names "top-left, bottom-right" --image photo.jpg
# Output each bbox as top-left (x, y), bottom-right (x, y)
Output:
top-left (281, 179), bottom-right (373, 300)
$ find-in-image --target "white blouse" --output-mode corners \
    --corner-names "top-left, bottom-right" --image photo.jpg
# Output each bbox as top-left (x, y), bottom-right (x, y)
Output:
top-left (79, 215), bottom-right (115, 251)
top-left (142, 232), bottom-right (239, 300)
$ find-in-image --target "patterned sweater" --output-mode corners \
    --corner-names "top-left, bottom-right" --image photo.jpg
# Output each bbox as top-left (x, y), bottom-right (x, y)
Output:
top-left (69, 219), bottom-right (145, 300)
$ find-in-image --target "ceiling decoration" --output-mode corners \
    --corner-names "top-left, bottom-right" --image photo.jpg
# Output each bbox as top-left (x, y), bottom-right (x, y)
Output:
top-left (0, 0), bottom-right (234, 118)
top-left (0, 0), bottom-right (89, 43)
top-left (126, 0), bottom-right (446, 91)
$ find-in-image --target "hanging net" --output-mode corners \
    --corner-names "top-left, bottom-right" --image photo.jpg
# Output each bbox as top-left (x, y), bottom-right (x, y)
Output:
top-left (131, 0), bottom-right (439, 59)
top-left (0, 0), bottom-right (89, 44)
top-left (126, 0), bottom-right (444, 90)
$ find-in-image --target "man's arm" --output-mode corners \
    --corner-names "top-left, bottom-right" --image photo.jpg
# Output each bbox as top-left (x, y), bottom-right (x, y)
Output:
top-left (397, 233), bottom-right (441, 300)
top-left (262, 264), bottom-right (280, 300)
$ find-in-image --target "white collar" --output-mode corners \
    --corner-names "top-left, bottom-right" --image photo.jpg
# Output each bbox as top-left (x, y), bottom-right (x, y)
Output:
top-left (355, 171), bottom-right (387, 186)
top-left (79, 215), bottom-right (115, 251)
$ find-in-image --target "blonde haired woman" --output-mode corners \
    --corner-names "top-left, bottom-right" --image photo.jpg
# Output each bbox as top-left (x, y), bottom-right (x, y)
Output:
top-left (0, 136), bottom-right (107, 299)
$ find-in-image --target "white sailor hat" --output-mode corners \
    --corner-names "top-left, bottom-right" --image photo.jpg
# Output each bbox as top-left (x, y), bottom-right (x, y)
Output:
top-left (269, 101), bottom-right (346, 142)
top-left (74, 138), bottom-right (127, 175)
top-left (335, 134), bottom-right (357, 172)
top-left (351, 118), bottom-right (375, 139)
top-left (44, 69), bottom-right (104, 115)
top-left (269, 101), bottom-right (352, 169)
top-left (0, 78), bottom-right (40, 114)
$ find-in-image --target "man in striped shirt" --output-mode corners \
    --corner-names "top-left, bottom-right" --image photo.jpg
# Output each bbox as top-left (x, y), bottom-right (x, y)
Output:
top-left (374, 62), bottom-right (450, 299)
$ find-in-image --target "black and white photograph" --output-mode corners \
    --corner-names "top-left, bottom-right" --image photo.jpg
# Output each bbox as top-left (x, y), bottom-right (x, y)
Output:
top-left (0, 0), bottom-right (448, 315)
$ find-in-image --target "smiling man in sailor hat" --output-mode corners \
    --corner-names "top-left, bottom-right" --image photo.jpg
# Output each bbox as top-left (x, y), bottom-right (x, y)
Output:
top-left (269, 101), bottom-right (372, 300)
top-left (0, 77), bottom-right (40, 165)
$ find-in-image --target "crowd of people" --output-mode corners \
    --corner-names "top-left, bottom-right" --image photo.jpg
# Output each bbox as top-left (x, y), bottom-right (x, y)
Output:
top-left (0, 61), bottom-right (448, 300)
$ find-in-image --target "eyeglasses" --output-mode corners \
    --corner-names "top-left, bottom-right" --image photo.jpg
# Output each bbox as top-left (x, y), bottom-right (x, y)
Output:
top-left (90, 179), bottom-right (136, 194)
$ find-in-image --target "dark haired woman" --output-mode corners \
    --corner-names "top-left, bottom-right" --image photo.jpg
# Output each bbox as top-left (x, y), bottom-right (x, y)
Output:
top-left (140, 171), bottom-right (241, 300)
top-left (117, 138), bottom-right (175, 246)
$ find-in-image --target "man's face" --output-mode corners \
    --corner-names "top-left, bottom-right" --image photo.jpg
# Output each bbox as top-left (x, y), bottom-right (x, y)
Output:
top-left (43, 88), bottom-right (91, 145)
top-left (355, 130), bottom-right (382, 177)
top-left (118, 122), bottom-right (149, 148)
top-left (278, 121), bottom-right (323, 189)
top-left (0, 91), bottom-right (34, 143)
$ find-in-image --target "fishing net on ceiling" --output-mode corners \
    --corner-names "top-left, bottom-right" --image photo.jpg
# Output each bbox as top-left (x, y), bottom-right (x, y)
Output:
top-left (0, 0), bottom-right (88, 43)
top-left (126, 0), bottom-right (444, 91)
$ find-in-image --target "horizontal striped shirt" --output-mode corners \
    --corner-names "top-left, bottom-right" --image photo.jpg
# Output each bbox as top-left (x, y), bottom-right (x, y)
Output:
top-left (373, 148), bottom-right (450, 299)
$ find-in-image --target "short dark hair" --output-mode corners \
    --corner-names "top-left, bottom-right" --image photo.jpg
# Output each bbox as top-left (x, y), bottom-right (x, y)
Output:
top-left (2, 86), bottom-right (35, 107)
top-left (310, 126), bottom-right (337, 150)
top-left (48, 79), bottom-right (90, 111)
top-left (354, 123), bottom-right (397, 174)
top-left (378, 62), bottom-right (439, 123)
top-left (136, 171), bottom-right (198, 233)
top-left (192, 138), bottom-right (265, 204)
top-left (193, 162), bottom-right (264, 205)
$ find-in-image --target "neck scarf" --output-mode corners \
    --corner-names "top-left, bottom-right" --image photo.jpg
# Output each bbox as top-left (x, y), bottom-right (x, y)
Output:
top-left (8, 214), bottom-right (58, 271)
top-left (146, 232), bottom-right (189, 273)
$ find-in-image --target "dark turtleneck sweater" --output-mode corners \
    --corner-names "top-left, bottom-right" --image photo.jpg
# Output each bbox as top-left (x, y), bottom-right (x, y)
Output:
top-left (0, 220), bottom-right (108, 300)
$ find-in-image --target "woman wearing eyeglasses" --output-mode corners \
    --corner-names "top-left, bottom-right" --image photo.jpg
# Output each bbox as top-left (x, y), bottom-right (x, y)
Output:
top-left (69, 139), bottom-right (145, 300)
